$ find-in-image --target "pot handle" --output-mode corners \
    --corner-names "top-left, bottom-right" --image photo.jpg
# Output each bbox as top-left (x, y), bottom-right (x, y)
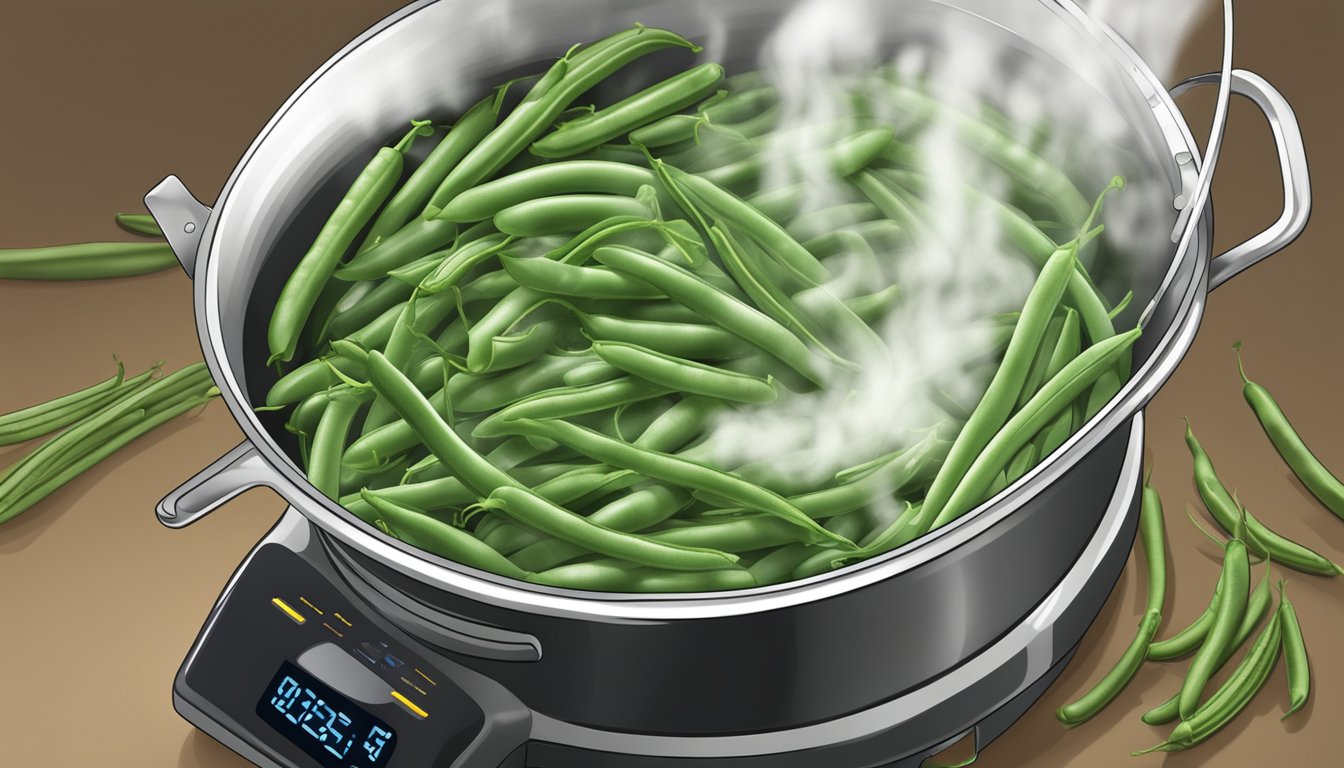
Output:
top-left (143, 175), bottom-right (212, 278)
top-left (1171, 69), bottom-right (1312, 291)
top-left (157, 441), bottom-right (300, 528)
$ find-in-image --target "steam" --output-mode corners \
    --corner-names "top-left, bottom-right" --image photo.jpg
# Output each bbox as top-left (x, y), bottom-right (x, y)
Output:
top-left (700, 0), bottom-right (1202, 487)
top-left (1082, 0), bottom-right (1211, 82)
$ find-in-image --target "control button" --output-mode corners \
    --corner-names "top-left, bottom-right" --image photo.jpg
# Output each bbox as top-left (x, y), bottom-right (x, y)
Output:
top-left (391, 690), bottom-right (428, 719)
top-left (414, 668), bottom-right (438, 687)
top-left (299, 596), bottom-right (324, 615)
top-left (333, 612), bottom-right (353, 627)
top-left (296, 642), bottom-right (393, 706)
top-left (356, 642), bottom-right (383, 667)
top-left (382, 653), bottom-right (404, 670)
top-left (271, 598), bottom-right (306, 625)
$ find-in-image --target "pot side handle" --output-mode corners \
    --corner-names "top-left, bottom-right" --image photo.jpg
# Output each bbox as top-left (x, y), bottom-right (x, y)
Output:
top-left (1171, 69), bottom-right (1311, 291)
top-left (144, 175), bottom-right (212, 278)
top-left (157, 442), bottom-right (293, 528)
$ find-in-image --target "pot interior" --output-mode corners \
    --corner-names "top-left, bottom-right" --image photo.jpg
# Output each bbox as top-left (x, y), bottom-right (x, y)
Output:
top-left (204, 0), bottom-right (1200, 590)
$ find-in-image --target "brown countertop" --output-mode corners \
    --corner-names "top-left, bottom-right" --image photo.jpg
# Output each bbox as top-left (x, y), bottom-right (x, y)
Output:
top-left (0, 1), bottom-right (1339, 766)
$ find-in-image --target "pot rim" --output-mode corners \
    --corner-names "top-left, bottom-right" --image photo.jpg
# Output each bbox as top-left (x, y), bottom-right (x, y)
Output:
top-left (192, 0), bottom-right (1211, 620)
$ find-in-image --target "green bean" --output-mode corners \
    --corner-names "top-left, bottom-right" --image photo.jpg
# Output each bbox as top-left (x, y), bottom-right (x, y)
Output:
top-left (268, 121), bottom-right (432, 363)
top-left (440, 161), bottom-right (657, 222)
top-left (786, 203), bottom-right (883, 244)
top-left (416, 233), bottom-right (513, 294)
top-left (532, 62), bottom-right (725, 158)
top-left (1034, 309), bottom-right (1082, 456)
top-left (499, 255), bottom-right (662, 300)
top-left (885, 243), bottom-right (1081, 541)
top-left (0, 242), bottom-right (178, 280)
top-left (562, 361), bottom-right (622, 388)
top-left (745, 184), bottom-right (804, 223)
top-left (506, 418), bottom-right (853, 548)
top-left (0, 362), bottom-right (152, 446)
top-left (478, 467), bottom-right (644, 554)
top-left (334, 217), bottom-right (459, 281)
top-left (306, 390), bottom-right (365, 498)
top-left (842, 285), bottom-right (902, 326)
top-left (651, 516), bottom-right (806, 554)
top-left (1177, 532), bottom-right (1250, 719)
top-left (883, 83), bottom-right (1090, 223)
top-left (1134, 594), bottom-right (1284, 755)
top-left (1186, 420), bottom-right (1342, 577)
top-left (1141, 566), bottom-right (1274, 724)
top-left (629, 114), bottom-right (706, 148)
top-left (425, 26), bottom-right (700, 216)
top-left (1280, 583), bottom-right (1309, 719)
top-left (358, 94), bottom-right (500, 253)
top-left (510, 485), bottom-right (690, 571)
top-left (452, 353), bottom-right (596, 412)
top-left (365, 350), bottom-right (519, 497)
top-left (326, 276), bottom-right (417, 340)
top-left (592, 244), bottom-right (828, 385)
top-left (590, 341), bottom-right (776, 404)
top-left (265, 354), bottom-right (367, 407)
top-left (115, 213), bottom-right (164, 238)
top-left (477, 485), bottom-right (737, 571)
top-left (527, 559), bottom-right (755, 592)
top-left (340, 463), bottom-right (573, 519)
top-left (1016, 312), bottom-right (1067, 408)
top-left (0, 384), bottom-right (218, 525)
top-left (493, 195), bottom-right (652, 238)
top-left (1148, 580), bottom-right (1222, 661)
top-left (658, 161), bottom-right (830, 285)
top-left (360, 491), bottom-right (528, 579)
top-left (474, 376), bottom-right (672, 439)
top-left (464, 287), bottom-right (545, 372)
top-left (579, 314), bottom-right (745, 360)
top-left (701, 86), bottom-right (777, 125)
top-left (633, 396), bottom-right (720, 453)
top-left (1236, 343), bottom-right (1344, 522)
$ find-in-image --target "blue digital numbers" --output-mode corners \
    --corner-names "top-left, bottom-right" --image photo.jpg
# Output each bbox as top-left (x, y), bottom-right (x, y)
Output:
top-left (257, 662), bottom-right (397, 768)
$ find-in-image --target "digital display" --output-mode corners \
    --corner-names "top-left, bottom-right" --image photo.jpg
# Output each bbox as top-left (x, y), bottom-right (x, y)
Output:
top-left (257, 661), bottom-right (397, 768)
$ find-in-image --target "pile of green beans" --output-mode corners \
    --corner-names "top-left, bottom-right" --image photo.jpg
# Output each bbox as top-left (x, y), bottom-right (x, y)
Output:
top-left (262, 25), bottom-right (1141, 592)
top-left (0, 361), bottom-right (219, 525)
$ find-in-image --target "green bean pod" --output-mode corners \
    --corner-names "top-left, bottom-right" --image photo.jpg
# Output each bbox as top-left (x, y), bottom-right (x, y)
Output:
top-left (360, 491), bottom-right (528, 579)
top-left (306, 391), bottom-right (365, 498)
top-left (1177, 536), bottom-right (1250, 719)
top-left (474, 376), bottom-right (673, 438)
top-left (493, 195), bottom-right (652, 237)
top-left (579, 314), bottom-right (745, 360)
top-left (592, 244), bottom-right (828, 385)
top-left (1134, 600), bottom-right (1283, 755)
top-left (0, 242), bottom-right (178, 280)
top-left (1148, 581), bottom-right (1222, 661)
top-left (334, 217), bottom-right (460, 281)
top-left (500, 255), bottom-right (662, 300)
top-left (591, 340), bottom-right (777, 404)
top-left (426, 26), bottom-right (700, 216)
top-left (115, 213), bottom-right (164, 238)
top-left (358, 95), bottom-right (500, 253)
top-left (440, 161), bottom-right (657, 222)
top-left (633, 396), bottom-right (720, 453)
top-left (1186, 420), bottom-right (1343, 577)
top-left (268, 122), bottom-right (431, 363)
top-left (1279, 584), bottom-right (1309, 720)
top-left (1236, 344), bottom-right (1344, 521)
top-left (532, 62), bottom-right (725, 158)
top-left (478, 486), bottom-right (738, 571)
top-left (0, 362), bottom-right (152, 446)
top-left (510, 485), bottom-right (690, 572)
top-left (509, 418), bottom-right (853, 548)
top-left (418, 234), bottom-right (513, 294)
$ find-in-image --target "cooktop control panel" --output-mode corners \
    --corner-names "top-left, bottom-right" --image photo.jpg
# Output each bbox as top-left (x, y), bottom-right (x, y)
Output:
top-left (177, 543), bottom-right (499, 768)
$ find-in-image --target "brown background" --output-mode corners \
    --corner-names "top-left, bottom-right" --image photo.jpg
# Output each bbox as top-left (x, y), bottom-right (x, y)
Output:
top-left (0, 1), bottom-right (1339, 766)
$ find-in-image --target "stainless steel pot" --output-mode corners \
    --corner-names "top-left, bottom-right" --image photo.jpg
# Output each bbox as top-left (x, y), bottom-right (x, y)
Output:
top-left (146, 0), bottom-right (1309, 763)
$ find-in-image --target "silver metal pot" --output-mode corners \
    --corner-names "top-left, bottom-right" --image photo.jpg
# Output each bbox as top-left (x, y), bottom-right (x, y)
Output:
top-left (145, 0), bottom-right (1309, 764)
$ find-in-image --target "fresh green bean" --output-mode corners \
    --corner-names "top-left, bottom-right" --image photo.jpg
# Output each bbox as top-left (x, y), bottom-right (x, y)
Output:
top-left (1141, 566), bottom-right (1274, 725)
top-left (474, 376), bottom-right (672, 439)
top-left (1148, 580), bottom-right (1222, 661)
top-left (0, 362), bottom-right (151, 446)
top-left (334, 217), bottom-right (459, 281)
top-left (1186, 420), bottom-right (1342, 577)
top-left (425, 26), bottom-right (700, 216)
top-left (115, 213), bottom-right (164, 238)
top-left (1134, 594), bottom-right (1284, 755)
top-left (440, 161), bottom-right (657, 222)
top-left (266, 355), bottom-right (367, 407)
top-left (494, 195), bottom-right (652, 238)
top-left (1178, 533), bottom-right (1250, 719)
top-left (361, 491), bottom-right (528, 579)
top-left (592, 244), bottom-right (828, 385)
top-left (633, 396), bottom-right (719, 453)
top-left (477, 485), bottom-right (737, 571)
top-left (1279, 584), bottom-right (1309, 720)
top-left (499, 255), bottom-right (662, 300)
top-left (268, 121), bottom-right (432, 363)
top-left (579, 314), bottom-right (745, 360)
top-left (1236, 343), bottom-right (1344, 522)
top-left (591, 340), bottom-right (776, 404)
top-left (786, 203), bottom-right (884, 244)
top-left (358, 94), bottom-right (500, 253)
top-left (508, 417), bottom-right (853, 548)
top-left (416, 233), bottom-right (513, 294)
top-left (0, 242), bottom-right (178, 280)
top-left (532, 62), bottom-right (725, 158)
top-left (306, 390), bottom-right (365, 498)
top-left (510, 485), bottom-right (690, 571)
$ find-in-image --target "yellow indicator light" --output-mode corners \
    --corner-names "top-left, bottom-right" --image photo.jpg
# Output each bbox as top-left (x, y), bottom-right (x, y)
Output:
top-left (333, 612), bottom-right (353, 627)
top-left (299, 597), bottom-right (324, 615)
top-left (271, 598), bottom-right (306, 625)
top-left (414, 668), bottom-right (437, 687)
top-left (390, 690), bottom-right (428, 719)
